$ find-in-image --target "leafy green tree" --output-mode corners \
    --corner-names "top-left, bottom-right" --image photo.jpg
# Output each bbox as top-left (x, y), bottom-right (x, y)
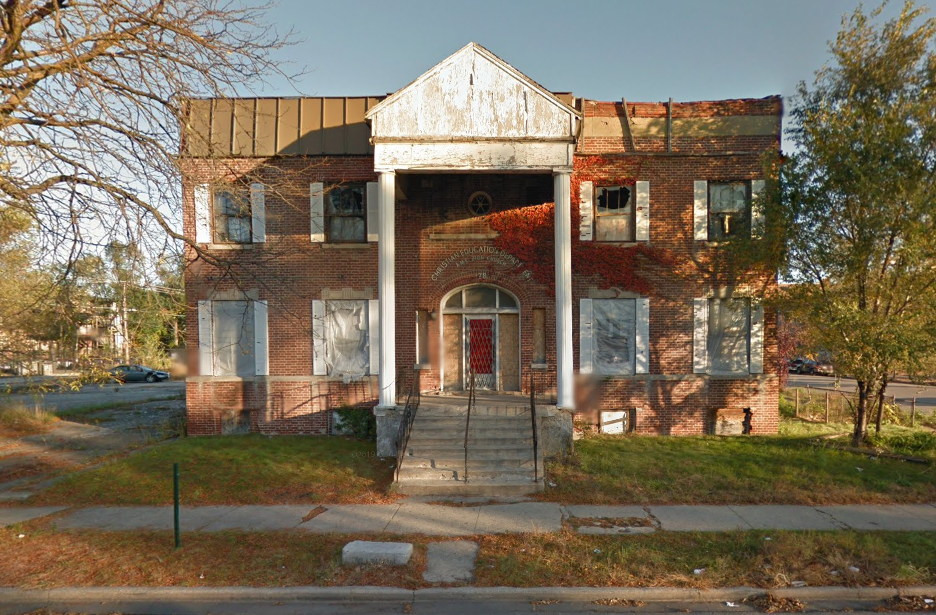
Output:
top-left (763, 1), bottom-right (936, 445)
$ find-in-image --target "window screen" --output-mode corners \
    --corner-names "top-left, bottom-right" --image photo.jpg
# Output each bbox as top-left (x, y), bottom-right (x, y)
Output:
top-left (327, 185), bottom-right (366, 242)
top-left (325, 300), bottom-right (369, 379)
top-left (214, 188), bottom-right (251, 244)
top-left (708, 182), bottom-right (749, 240)
top-left (708, 298), bottom-right (750, 374)
top-left (212, 301), bottom-right (255, 376)
top-left (593, 299), bottom-right (636, 375)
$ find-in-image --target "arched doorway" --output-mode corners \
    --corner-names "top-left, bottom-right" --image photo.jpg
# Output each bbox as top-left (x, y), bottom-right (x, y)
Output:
top-left (440, 284), bottom-right (521, 392)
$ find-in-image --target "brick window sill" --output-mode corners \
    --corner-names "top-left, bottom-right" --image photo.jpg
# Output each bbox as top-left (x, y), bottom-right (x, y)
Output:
top-left (321, 242), bottom-right (374, 250)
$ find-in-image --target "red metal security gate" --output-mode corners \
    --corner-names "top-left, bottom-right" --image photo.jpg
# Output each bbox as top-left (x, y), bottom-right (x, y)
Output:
top-left (466, 317), bottom-right (495, 390)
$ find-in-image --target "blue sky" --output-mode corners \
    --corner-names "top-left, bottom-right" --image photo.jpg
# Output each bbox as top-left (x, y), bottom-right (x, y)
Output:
top-left (261, 0), bottom-right (911, 108)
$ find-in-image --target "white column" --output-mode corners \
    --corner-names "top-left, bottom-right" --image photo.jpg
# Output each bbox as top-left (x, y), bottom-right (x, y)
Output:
top-left (554, 171), bottom-right (574, 410)
top-left (378, 171), bottom-right (396, 408)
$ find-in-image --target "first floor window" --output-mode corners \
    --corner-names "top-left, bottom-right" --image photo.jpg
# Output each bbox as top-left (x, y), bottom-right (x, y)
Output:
top-left (313, 299), bottom-right (378, 380)
top-left (214, 186), bottom-right (252, 244)
top-left (592, 299), bottom-right (636, 375)
top-left (708, 182), bottom-right (750, 240)
top-left (707, 298), bottom-right (751, 375)
top-left (595, 185), bottom-right (635, 242)
top-left (327, 185), bottom-right (366, 242)
top-left (212, 300), bottom-right (255, 376)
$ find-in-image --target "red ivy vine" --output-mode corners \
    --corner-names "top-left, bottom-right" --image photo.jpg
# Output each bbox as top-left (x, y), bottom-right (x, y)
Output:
top-left (488, 156), bottom-right (675, 296)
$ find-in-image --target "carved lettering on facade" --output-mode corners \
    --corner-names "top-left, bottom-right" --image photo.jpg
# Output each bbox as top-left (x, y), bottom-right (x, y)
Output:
top-left (430, 245), bottom-right (533, 283)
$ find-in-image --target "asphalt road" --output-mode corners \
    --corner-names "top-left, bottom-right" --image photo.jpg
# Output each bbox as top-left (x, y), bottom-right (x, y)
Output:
top-left (3, 380), bottom-right (185, 413)
top-left (786, 373), bottom-right (936, 413)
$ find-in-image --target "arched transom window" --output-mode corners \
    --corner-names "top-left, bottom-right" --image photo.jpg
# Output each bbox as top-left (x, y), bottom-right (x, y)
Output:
top-left (443, 285), bottom-right (518, 313)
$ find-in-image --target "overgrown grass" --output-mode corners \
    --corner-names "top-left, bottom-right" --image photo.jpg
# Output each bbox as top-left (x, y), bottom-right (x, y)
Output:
top-left (0, 401), bottom-right (57, 436)
top-left (475, 530), bottom-right (936, 588)
top-left (32, 434), bottom-right (396, 506)
top-left (867, 427), bottom-right (936, 461)
top-left (543, 432), bottom-right (936, 505)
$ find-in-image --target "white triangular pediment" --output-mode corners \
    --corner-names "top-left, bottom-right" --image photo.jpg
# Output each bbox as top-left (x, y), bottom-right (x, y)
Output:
top-left (367, 43), bottom-right (579, 141)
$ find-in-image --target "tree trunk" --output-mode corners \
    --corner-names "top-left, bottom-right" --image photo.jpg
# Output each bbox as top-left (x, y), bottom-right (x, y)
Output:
top-left (852, 380), bottom-right (870, 446)
top-left (874, 379), bottom-right (889, 434)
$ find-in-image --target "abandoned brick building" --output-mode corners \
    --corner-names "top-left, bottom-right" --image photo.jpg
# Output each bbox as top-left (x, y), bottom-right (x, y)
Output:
top-left (180, 43), bottom-right (781, 491)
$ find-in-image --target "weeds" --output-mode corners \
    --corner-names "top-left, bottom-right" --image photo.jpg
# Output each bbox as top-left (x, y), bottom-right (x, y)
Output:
top-left (0, 401), bottom-right (57, 436)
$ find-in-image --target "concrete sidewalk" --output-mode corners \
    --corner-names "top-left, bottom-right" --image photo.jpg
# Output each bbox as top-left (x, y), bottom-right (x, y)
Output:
top-left (3, 501), bottom-right (936, 534)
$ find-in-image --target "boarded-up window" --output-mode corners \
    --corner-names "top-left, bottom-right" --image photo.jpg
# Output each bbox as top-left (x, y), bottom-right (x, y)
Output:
top-left (595, 186), bottom-right (634, 242)
top-left (327, 185), bottom-right (366, 242)
top-left (593, 299), bottom-right (636, 375)
top-left (212, 301), bottom-right (255, 376)
top-left (708, 298), bottom-right (750, 375)
top-left (708, 182), bottom-right (750, 240)
top-left (416, 309), bottom-right (430, 365)
top-left (499, 313), bottom-right (520, 392)
top-left (325, 300), bottom-right (370, 379)
top-left (213, 186), bottom-right (252, 244)
top-left (532, 308), bottom-right (546, 364)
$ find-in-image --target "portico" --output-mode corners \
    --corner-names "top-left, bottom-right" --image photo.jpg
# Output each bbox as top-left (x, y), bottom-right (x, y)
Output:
top-left (365, 43), bottom-right (581, 419)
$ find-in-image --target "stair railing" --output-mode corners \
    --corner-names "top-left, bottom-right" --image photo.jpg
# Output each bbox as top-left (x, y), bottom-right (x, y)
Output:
top-left (394, 366), bottom-right (421, 483)
top-left (464, 368), bottom-right (475, 483)
top-left (529, 369), bottom-right (539, 483)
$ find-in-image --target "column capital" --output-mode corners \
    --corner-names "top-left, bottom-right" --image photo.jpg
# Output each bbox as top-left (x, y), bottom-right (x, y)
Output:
top-left (374, 167), bottom-right (397, 176)
top-left (551, 168), bottom-right (573, 176)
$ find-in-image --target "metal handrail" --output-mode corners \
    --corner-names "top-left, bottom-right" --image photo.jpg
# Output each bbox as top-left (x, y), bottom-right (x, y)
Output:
top-left (394, 367), bottom-right (420, 483)
top-left (464, 369), bottom-right (475, 483)
top-left (529, 370), bottom-right (539, 483)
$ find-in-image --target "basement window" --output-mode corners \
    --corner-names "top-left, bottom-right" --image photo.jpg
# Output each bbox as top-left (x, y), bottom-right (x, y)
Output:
top-left (327, 185), bottom-right (366, 242)
top-left (213, 186), bottom-right (252, 244)
top-left (595, 186), bottom-right (634, 242)
top-left (708, 182), bottom-right (750, 240)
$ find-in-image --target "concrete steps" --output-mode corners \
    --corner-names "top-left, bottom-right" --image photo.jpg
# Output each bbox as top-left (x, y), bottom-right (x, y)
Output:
top-left (394, 403), bottom-right (544, 496)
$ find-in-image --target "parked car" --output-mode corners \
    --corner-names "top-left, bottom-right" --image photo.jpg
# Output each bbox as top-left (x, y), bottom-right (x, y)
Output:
top-left (108, 364), bottom-right (170, 383)
top-left (814, 360), bottom-right (835, 376)
top-left (788, 358), bottom-right (806, 373)
top-left (791, 359), bottom-right (835, 376)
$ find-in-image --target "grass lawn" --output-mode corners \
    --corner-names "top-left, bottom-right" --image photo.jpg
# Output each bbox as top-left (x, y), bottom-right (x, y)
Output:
top-left (32, 434), bottom-right (395, 506)
top-left (543, 428), bottom-right (936, 505)
top-left (1, 521), bottom-right (934, 589)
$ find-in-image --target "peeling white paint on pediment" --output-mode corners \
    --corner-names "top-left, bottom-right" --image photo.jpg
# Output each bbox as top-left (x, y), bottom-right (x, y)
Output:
top-left (367, 43), bottom-right (579, 142)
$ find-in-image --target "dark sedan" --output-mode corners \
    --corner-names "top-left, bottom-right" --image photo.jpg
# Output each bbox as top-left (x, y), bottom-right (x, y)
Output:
top-left (109, 364), bottom-right (170, 383)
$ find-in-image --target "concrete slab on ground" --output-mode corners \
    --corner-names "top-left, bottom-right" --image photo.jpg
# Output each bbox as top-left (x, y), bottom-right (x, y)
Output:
top-left (818, 505), bottom-right (936, 531)
top-left (199, 506), bottom-right (312, 531)
top-left (728, 505), bottom-right (843, 530)
top-left (474, 502), bottom-right (562, 534)
top-left (55, 506), bottom-right (237, 532)
top-left (564, 505), bottom-right (649, 520)
top-left (424, 541), bottom-right (478, 583)
top-left (385, 503), bottom-right (480, 536)
top-left (650, 505), bottom-right (751, 531)
top-left (341, 540), bottom-right (413, 566)
top-left (297, 504), bottom-right (400, 533)
top-left (0, 506), bottom-right (67, 527)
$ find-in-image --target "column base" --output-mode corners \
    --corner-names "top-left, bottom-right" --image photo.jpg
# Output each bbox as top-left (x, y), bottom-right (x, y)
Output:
top-left (373, 405), bottom-right (402, 457)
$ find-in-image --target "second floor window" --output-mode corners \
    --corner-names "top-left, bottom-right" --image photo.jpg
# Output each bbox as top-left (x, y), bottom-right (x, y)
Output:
top-left (327, 185), bottom-right (366, 242)
top-left (595, 186), bottom-right (635, 242)
top-left (708, 182), bottom-right (750, 241)
top-left (214, 186), bottom-right (252, 244)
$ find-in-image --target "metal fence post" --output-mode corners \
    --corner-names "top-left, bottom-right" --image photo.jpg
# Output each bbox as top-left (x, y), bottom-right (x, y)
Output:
top-left (795, 388), bottom-right (800, 418)
top-left (911, 398), bottom-right (916, 428)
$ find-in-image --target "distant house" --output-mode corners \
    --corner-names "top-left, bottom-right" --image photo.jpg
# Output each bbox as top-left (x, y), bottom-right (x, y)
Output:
top-left (179, 43), bottom-right (781, 450)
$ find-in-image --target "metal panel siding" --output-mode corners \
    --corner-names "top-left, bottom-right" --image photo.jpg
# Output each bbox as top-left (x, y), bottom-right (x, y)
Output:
top-left (579, 181), bottom-right (593, 241)
top-left (579, 298), bottom-right (593, 374)
top-left (310, 182), bottom-right (325, 242)
top-left (749, 301), bottom-right (764, 374)
top-left (368, 299), bottom-right (380, 375)
top-left (367, 98), bottom-right (381, 154)
top-left (253, 300), bottom-right (269, 376)
top-left (300, 98), bottom-right (323, 154)
top-left (197, 301), bottom-right (213, 376)
top-left (250, 183), bottom-right (265, 243)
top-left (186, 99), bottom-right (212, 156)
top-left (346, 97), bottom-right (370, 155)
top-left (693, 298), bottom-right (708, 373)
top-left (211, 99), bottom-right (233, 154)
top-left (277, 99), bottom-right (301, 155)
top-left (233, 99), bottom-right (255, 156)
top-left (635, 297), bottom-right (650, 374)
top-left (323, 98), bottom-right (345, 153)
top-left (693, 181), bottom-right (709, 241)
top-left (635, 181), bottom-right (650, 241)
top-left (312, 300), bottom-right (327, 376)
top-left (255, 99), bottom-right (278, 156)
top-left (366, 182), bottom-right (378, 242)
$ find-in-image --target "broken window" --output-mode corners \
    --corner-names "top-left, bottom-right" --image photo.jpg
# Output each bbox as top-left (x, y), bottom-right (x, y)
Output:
top-left (213, 186), bottom-right (252, 244)
top-left (212, 301), bottom-right (255, 377)
top-left (327, 185), bottom-right (366, 242)
top-left (708, 182), bottom-right (750, 240)
top-left (592, 299), bottom-right (636, 375)
top-left (595, 186), bottom-right (635, 242)
top-left (325, 300), bottom-right (370, 380)
top-left (708, 298), bottom-right (750, 375)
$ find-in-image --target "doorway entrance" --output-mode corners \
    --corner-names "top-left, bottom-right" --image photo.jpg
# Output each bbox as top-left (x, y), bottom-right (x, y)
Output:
top-left (441, 284), bottom-right (520, 392)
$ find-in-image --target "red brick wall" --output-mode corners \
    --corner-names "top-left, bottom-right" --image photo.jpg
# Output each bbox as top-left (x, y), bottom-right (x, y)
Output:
top-left (181, 98), bottom-right (781, 436)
